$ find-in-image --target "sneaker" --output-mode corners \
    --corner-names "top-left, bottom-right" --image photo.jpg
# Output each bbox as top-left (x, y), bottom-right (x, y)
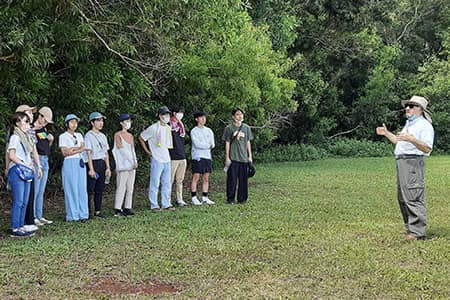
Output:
top-left (163, 206), bottom-right (176, 211)
top-left (10, 228), bottom-right (34, 238)
top-left (151, 207), bottom-right (162, 212)
top-left (192, 196), bottom-right (202, 206)
top-left (114, 209), bottom-right (125, 217)
top-left (39, 217), bottom-right (53, 225)
top-left (123, 208), bottom-right (135, 216)
top-left (202, 197), bottom-right (215, 205)
top-left (94, 212), bottom-right (106, 218)
top-left (176, 199), bottom-right (188, 207)
top-left (34, 218), bottom-right (44, 226)
top-left (23, 224), bottom-right (38, 232)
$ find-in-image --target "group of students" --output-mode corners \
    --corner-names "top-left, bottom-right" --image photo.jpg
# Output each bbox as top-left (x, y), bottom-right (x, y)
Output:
top-left (5, 104), bottom-right (254, 238)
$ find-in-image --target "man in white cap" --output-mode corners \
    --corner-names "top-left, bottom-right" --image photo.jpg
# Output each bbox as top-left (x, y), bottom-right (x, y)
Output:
top-left (376, 95), bottom-right (434, 241)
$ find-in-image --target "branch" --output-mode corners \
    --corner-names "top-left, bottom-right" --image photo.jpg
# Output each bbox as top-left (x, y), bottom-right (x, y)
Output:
top-left (71, 2), bottom-right (158, 91)
top-left (0, 53), bottom-right (15, 62)
top-left (396, 5), bottom-right (420, 42)
top-left (328, 125), bottom-right (362, 139)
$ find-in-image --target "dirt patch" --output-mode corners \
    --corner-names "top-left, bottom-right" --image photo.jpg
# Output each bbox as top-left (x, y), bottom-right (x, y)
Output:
top-left (85, 276), bottom-right (180, 296)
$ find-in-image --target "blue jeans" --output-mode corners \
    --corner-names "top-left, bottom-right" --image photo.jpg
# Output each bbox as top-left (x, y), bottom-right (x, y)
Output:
top-left (148, 159), bottom-right (171, 209)
top-left (8, 167), bottom-right (31, 229)
top-left (34, 155), bottom-right (49, 219)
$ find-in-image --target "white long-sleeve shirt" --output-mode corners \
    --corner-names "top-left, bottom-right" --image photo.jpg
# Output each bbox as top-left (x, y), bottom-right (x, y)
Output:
top-left (191, 126), bottom-right (215, 160)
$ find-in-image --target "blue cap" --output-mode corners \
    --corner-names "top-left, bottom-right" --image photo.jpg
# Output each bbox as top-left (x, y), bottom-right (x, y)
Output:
top-left (89, 112), bottom-right (106, 122)
top-left (64, 113), bottom-right (81, 123)
top-left (118, 113), bottom-right (132, 122)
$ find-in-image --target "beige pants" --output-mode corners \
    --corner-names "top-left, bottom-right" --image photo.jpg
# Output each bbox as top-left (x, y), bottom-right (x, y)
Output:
top-left (114, 169), bottom-right (136, 209)
top-left (171, 159), bottom-right (187, 201)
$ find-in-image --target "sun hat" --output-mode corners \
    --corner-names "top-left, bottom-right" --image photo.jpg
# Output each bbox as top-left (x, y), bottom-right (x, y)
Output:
top-left (38, 106), bottom-right (54, 123)
top-left (401, 95), bottom-right (432, 123)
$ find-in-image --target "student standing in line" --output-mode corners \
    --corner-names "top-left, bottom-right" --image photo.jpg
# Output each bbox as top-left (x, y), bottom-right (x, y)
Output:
top-left (112, 113), bottom-right (138, 217)
top-left (139, 106), bottom-right (175, 211)
top-left (33, 107), bottom-right (54, 226)
top-left (223, 108), bottom-right (254, 204)
top-left (190, 111), bottom-right (215, 205)
top-left (85, 112), bottom-right (111, 218)
top-left (7, 112), bottom-right (43, 237)
top-left (12, 105), bottom-right (40, 233)
top-left (59, 114), bottom-right (89, 222)
top-left (169, 106), bottom-right (188, 207)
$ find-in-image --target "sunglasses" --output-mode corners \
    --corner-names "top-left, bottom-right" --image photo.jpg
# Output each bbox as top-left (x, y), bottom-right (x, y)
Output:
top-left (405, 103), bottom-right (420, 110)
top-left (72, 135), bottom-right (78, 145)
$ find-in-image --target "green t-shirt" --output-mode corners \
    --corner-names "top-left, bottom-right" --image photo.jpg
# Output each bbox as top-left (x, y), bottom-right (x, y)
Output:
top-left (222, 123), bottom-right (253, 162)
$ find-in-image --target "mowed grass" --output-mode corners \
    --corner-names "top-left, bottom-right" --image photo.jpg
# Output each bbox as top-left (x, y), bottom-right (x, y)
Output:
top-left (2, 156), bottom-right (450, 299)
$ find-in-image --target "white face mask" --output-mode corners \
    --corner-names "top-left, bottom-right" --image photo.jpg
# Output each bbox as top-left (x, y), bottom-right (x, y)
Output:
top-left (162, 116), bottom-right (170, 124)
top-left (176, 113), bottom-right (184, 121)
top-left (124, 120), bottom-right (131, 130)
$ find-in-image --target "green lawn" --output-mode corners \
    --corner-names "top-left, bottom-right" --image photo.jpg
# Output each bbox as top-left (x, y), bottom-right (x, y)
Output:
top-left (2, 156), bottom-right (450, 299)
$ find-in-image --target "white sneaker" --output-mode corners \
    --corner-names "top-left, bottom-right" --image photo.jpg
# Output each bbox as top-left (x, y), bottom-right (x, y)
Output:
top-left (177, 199), bottom-right (188, 206)
top-left (34, 218), bottom-right (44, 226)
top-left (39, 217), bottom-right (53, 225)
top-left (202, 197), bottom-right (215, 205)
top-left (22, 225), bottom-right (38, 232)
top-left (191, 196), bottom-right (202, 206)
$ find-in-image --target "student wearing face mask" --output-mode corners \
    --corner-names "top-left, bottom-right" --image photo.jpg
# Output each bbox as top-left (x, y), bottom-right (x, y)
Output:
top-left (139, 106), bottom-right (175, 211)
top-left (169, 106), bottom-right (188, 207)
top-left (112, 113), bottom-right (138, 217)
top-left (85, 112), bottom-right (111, 218)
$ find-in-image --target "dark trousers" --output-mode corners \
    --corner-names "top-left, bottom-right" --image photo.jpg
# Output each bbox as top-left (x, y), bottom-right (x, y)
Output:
top-left (226, 161), bottom-right (249, 203)
top-left (25, 179), bottom-right (35, 225)
top-left (87, 159), bottom-right (106, 214)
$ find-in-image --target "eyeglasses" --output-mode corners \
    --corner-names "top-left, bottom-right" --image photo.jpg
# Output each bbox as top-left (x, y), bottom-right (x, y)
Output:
top-left (405, 103), bottom-right (419, 110)
top-left (72, 135), bottom-right (78, 145)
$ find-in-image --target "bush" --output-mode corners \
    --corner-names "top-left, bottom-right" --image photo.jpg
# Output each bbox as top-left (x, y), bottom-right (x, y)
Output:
top-left (325, 138), bottom-right (394, 158)
top-left (255, 138), bottom-right (394, 163)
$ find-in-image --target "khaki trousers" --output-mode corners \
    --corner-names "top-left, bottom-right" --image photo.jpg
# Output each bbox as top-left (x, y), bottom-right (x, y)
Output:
top-left (114, 169), bottom-right (136, 210)
top-left (396, 156), bottom-right (427, 238)
top-left (171, 159), bottom-right (187, 201)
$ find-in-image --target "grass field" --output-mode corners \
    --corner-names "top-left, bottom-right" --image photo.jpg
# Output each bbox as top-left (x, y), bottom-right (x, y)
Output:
top-left (1, 156), bottom-right (450, 299)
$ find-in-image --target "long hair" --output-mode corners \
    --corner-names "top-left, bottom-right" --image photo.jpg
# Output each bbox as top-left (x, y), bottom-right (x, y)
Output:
top-left (7, 112), bottom-right (30, 142)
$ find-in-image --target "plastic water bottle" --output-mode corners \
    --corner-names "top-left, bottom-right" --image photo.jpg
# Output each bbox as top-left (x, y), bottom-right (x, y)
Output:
top-left (105, 174), bottom-right (111, 184)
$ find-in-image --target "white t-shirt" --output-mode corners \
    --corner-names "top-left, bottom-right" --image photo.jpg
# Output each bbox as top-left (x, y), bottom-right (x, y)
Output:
top-left (85, 130), bottom-right (109, 160)
top-left (7, 134), bottom-right (32, 169)
top-left (59, 132), bottom-right (85, 160)
top-left (140, 122), bottom-right (173, 163)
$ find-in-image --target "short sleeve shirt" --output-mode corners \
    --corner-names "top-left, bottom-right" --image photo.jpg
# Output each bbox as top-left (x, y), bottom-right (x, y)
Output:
top-left (35, 127), bottom-right (51, 156)
top-left (222, 123), bottom-right (253, 162)
top-left (394, 116), bottom-right (434, 156)
top-left (140, 122), bottom-right (173, 163)
top-left (84, 130), bottom-right (110, 160)
top-left (7, 134), bottom-right (32, 169)
top-left (59, 132), bottom-right (85, 160)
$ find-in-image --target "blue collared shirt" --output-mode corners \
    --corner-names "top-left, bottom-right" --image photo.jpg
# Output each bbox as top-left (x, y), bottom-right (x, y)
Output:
top-left (394, 116), bottom-right (434, 156)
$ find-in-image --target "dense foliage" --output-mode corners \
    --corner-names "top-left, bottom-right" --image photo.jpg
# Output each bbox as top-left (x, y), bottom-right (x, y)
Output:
top-left (0, 0), bottom-right (449, 171)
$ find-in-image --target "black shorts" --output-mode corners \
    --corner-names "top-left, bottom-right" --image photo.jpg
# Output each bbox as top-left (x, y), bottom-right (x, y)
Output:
top-left (192, 158), bottom-right (212, 174)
